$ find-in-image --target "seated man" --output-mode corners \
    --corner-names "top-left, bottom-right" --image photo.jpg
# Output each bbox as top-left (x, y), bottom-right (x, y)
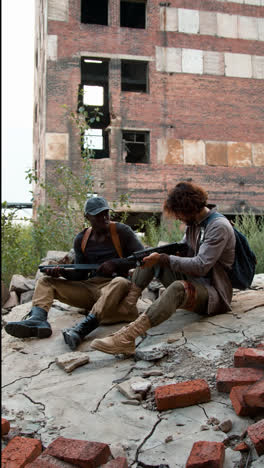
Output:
top-left (90, 182), bottom-right (236, 356)
top-left (5, 196), bottom-right (143, 350)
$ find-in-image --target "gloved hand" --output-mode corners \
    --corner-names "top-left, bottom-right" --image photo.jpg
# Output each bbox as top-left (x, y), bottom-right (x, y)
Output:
top-left (97, 259), bottom-right (133, 277)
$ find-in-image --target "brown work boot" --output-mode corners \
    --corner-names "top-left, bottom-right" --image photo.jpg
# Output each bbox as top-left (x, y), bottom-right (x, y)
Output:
top-left (117, 283), bottom-right (142, 322)
top-left (90, 313), bottom-right (151, 356)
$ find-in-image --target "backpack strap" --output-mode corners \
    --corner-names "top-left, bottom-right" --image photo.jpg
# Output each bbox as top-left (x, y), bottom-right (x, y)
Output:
top-left (81, 222), bottom-right (123, 258)
top-left (109, 221), bottom-right (123, 258)
top-left (81, 227), bottom-right (92, 254)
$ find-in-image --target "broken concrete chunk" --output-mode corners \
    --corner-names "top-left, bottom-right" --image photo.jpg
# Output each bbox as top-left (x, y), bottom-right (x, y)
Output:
top-left (117, 377), bottom-right (147, 401)
top-left (135, 343), bottom-right (169, 361)
top-left (55, 352), bottom-right (90, 373)
top-left (130, 381), bottom-right (151, 395)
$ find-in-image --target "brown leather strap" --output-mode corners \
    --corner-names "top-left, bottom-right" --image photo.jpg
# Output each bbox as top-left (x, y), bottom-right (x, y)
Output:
top-left (81, 222), bottom-right (123, 258)
top-left (81, 227), bottom-right (92, 253)
top-left (110, 221), bottom-right (123, 258)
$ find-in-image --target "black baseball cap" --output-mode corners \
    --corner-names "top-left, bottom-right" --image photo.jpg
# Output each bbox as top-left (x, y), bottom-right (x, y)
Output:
top-left (84, 196), bottom-right (110, 216)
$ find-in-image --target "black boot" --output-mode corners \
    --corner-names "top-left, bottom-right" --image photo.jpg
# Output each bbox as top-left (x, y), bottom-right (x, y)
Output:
top-left (5, 306), bottom-right (52, 339)
top-left (62, 314), bottom-right (99, 351)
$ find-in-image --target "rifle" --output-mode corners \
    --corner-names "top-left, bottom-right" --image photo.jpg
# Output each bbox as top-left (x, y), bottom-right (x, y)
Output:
top-left (39, 241), bottom-right (188, 276)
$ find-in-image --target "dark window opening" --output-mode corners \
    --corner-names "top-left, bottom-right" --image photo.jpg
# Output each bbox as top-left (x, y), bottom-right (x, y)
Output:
top-left (122, 131), bottom-right (149, 163)
top-left (80, 58), bottom-right (110, 159)
top-left (121, 60), bottom-right (148, 92)
top-left (120, 1), bottom-right (146, 29)
top-left (81, 0), bottom-right (108, 25)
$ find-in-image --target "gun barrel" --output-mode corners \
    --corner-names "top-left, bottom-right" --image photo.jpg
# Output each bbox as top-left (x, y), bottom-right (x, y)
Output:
top-left (39, 264), bottom-right (100, 271)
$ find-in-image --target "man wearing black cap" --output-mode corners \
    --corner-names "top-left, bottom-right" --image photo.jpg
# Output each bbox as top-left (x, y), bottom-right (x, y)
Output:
top-left (5, 196), bottom-right (144, 350)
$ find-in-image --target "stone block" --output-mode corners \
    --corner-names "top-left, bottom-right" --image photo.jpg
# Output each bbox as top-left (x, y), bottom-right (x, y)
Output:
top-left (216, 368), bottom-right (264, 392)
top-left (102, 457), bottom-right (128, 468)
top-left (199, 11), bottom-right (217, 36)
top-left (217, 13), bottom-right (238, 39)
top-left (157, 138), bottom-right (183, 164)
top-left (184, 140), bottom-right (206, 165)
top-left (238, 16), bottom-right (258, 41)
top-left (9, 275), bottom-right (35, 294)
top-left (178, 9), bottom-right (199, 34)
top-left (1, 436), bottom-right (42, 468)
top-left (20, 290), bottom-right (34, 305)
top-left (206, 142), bottom-right (227, 166)
top-left (160, 7), bottom-right (177, 32)
top-left (252, 56), bottom-right (264, 80)
top-left (225, 53), bottom-right (252, 78)
top-left (3, 291), bottom-right (19, 309)
top-left (48, 35), bottom-right (58, 61)
top-left (234, 348), bottom-right (264, 369)
top-left (244, 379), bottom-right (264, 408)
top-left (204, 51), bottom-right (225, 76)
top-left (186, 441), bottom-right (225, 468)
top-left (46, 437), bottom-right (111, 467)
top-left (230, 385), bottom-right (259, 416)
top-left (1, 280), bottom-right (10, 306)
top-left (45, 133), bottom-right (69, 161)
top-left (1, 418), bottom-right (10, 435)
top-left (227, 142), bottom-right (252, 167)
top-left (182, 49), bottom-right (203, 75)
top-left (252, 143), bottom-right (264, 166)
top-left (155, 46), bottom-right (182, 73)
top-left (247, 419), bottom-right (264, 456)
top-left (48, 0), bottom-right (69, 21)
top-left (155, 379), bottom-right (211, 411)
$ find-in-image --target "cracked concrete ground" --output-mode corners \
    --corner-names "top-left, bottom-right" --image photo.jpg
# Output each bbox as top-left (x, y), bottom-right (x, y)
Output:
top-left (2, 275), bottom-right (264, 467)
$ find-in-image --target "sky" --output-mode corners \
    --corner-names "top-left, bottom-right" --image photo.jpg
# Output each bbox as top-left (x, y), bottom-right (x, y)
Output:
top-left (2, 0), bottom-right (35, 210)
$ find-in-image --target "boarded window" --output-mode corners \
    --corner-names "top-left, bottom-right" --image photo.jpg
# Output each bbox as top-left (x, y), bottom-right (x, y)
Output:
top-left (120, 1), bottom-right (146, 29)
top-left (122, 131), bottom-right (149, 163)
top-left (121, 60), bottom-right (148, 92)
top-left (81, 0), bottom-right (108, 25)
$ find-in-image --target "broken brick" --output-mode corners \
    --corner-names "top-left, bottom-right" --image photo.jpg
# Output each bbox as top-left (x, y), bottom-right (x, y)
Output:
top-left (186, 440), bottom-right (225, 468)
top-left (155, 379), bottom-right (211, 411)
top-left (247, 419), bottom-right (264, 456)
top-left (230, 385), bottom-right (259, 417)
top-left (1, 418), bottom-right (10, 435)
top-left (102, 457), bottom-right (128, 467)
top-left (234, 442), bottom-right (249, 452)
top-left (257, 343), bottom-right (264, 350)
top-left (26, 452), bottom-right (77, 467)
top-left (1, 436), bottom-right (42, 468)
top-left (46, 436), bottom-right (111, 468)
top-left (244, 379), bottom-right (264, 408)
top-left (234, 348), bottom-right (264, 369)
top-left (216, 368), bottom-right (264, 393)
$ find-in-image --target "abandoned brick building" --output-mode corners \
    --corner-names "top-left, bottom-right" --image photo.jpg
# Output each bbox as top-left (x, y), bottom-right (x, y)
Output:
top-left (33, 0), bottom-right (264, 221)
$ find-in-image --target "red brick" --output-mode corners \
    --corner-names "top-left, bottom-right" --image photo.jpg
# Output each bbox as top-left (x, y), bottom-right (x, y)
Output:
top-left (1, 436), bottom-right (42, 468)
top-left (155, 379), bottom-right (211, 411)
top-left (46, 437), bottom-right (111, 468)
top-left (216, 368), bottom-right (264, 393)
top-left (102, 457), bottom-right (128, 468)
top-left (247, 419), bottom-right (264, 456)
top-left (186, 441), bottom-right (225, 468)
top-left (234, 348), bottom-right (264, 369)
top-left (1, 418), bottom-right (10, 435)
top-left (244, 379), bottom-right (264, 408)
top-left (230, 385), bottom-right (259, 417)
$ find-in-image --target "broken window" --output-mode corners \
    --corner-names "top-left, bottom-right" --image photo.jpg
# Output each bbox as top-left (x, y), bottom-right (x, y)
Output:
top-left (80, 58), bottom-right (110, 158)
top-left (122, 131), bottom-right (149, 163)
top-left (121, 60), bottom-right (148, 92)
top-left (81, 0), bottom-right (108, 25)
top-left (120, 1), bottom-right (146, 29)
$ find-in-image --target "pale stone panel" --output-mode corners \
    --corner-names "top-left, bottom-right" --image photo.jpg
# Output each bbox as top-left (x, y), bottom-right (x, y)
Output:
top-left (199, 11), bottom-right (217, 36)
top-left (204, 51), bottom-right (225, 75)
top-left (227, 142), bottom-right (252, 167)
top-left (156, 47), bottom-right (182, 73)
top-left (157, 138), bottom-right (184, 164)
top-left (252, 55), bottom-right (264, 79)
top-left (217, 13), bottom-right (238, 39)
top-left (183, 140), bottom-right (206, 165)
top-left (225, 53), bottom-right (252, 78)
top-left (48, 0), bottom-right (69, 22)
top-left (45, 133), bottom-right (69, 160)
top-left (252, 144), bottom-right (264, 166)
top-left (160, 7), bottom-right (178, 32)
top-left (257, 18), bottom-right (264, 41)
top-left (47, 35), bottom-right (57, 61)
top-left (182, 49), bottom-right (203, 74)
top-left (246, 0), bottom-right (261, 5)
top-left (238, 16), bottom-right (258, 40)
top-left (178, 9), bottom-right (199, 34)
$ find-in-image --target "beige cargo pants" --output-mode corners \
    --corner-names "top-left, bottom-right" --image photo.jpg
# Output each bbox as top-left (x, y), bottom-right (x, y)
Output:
top-left (32, 275), bottom-right (138, 324)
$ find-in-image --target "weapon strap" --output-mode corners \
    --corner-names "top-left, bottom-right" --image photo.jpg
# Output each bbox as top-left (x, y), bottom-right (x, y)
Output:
top-left (81, 222), bottom-right (123, 258)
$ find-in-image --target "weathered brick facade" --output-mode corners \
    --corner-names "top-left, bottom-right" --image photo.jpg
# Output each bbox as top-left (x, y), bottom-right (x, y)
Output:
top-left (33, 0), bottom-right (264, 216)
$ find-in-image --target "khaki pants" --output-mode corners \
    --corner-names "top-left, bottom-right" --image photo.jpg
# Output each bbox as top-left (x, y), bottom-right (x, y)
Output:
top-left (132, 265), bottom-right (208, 328)
top-left (32, 275), bottom-right (138, 324)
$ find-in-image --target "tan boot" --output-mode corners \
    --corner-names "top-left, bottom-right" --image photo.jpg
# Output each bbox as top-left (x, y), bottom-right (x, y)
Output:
top-left (90, 313), bottom-right (151, 356)
top-left (117, 284), bottom-right (142, 322)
